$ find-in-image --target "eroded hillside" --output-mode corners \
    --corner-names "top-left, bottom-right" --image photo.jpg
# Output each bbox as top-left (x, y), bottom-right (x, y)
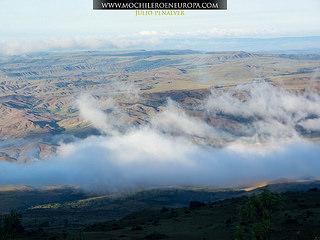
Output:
top-left (0, 50), bottom-right (319, 162)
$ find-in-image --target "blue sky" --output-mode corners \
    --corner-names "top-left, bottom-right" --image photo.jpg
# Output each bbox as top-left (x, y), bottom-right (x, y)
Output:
top-left (0, 0), bottom-right (319, 38)
top-left (0, 0), bottom-right (319, 54)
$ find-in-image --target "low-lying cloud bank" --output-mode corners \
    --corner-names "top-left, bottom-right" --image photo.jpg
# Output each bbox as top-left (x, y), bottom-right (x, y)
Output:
top-left (0, 83), bottom-right (319, 192)
top-left (1, 35), bottom-right (319, 55)
top-left (1, 135), bottom-right (319, 192)
top-left (0, 36), bottom-right (161, 55)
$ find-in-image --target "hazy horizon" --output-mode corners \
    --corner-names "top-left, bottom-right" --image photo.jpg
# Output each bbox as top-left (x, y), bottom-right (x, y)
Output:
top-left (0, 0), bottom-right (320, 55)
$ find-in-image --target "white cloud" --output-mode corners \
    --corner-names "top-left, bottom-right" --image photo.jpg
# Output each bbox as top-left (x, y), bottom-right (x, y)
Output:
top-left (151, 99), bottom-right (219, 140)
top-left (0, 82), bottom-right (319, 192)
top-left (298, 118), bottom-right (320, 132)
top-left (77, 95), bottom-right (122, 136)
top-left (206, 83), bottom-right (320, 142)
top-left (0, 35), bottom-right (162, 55)
top-left (138, 31), bottom-right (159, 36)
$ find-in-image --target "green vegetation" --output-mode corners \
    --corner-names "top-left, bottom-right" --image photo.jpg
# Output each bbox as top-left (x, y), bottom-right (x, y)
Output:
top-left (0, 211), bottom-right (24, 240)
top-left (236, 190), bottom-right (281, 240)
top-left (3, 188), bottom-right (319, 240)
top-left (81, 189), bottom-right (320, 240)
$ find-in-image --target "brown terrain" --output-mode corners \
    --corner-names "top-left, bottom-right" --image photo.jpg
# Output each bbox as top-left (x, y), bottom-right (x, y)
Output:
top-left (0, 50), bottom-right (319, 162)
